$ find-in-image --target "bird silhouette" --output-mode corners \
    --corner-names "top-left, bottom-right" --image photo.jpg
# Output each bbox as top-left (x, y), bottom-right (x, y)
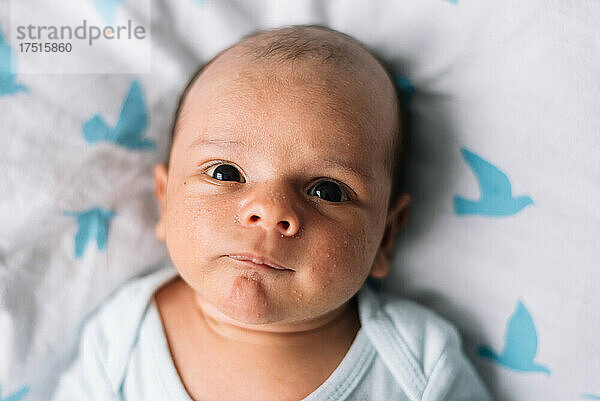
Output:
top-left (82, 80), bottom-right (155, 150)
top-left (0, 383), bottom-right (29, 401)
top-left (0, 28), bottom-right (28, 96)
top-left (91, 0), bottom-right (124, 24)
top-left (64, 207), bottom-right (116, 258)
top-left (454, 148), bottom-right (533, 216)
top-left (478, 300), bottom-right (550, 374)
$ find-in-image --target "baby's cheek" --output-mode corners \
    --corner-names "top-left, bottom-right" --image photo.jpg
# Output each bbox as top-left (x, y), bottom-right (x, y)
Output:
top-left (180, 193), bottom-right (229, 237)
top-left (332, 212), bottom-right (371, 269)
top-left (166, 193), bottom-right (217, 260)
top-left (309, 224), bottom-right (370, 292)
top-left (339, 228), bottom-right (370, 278)
top-left (189, 208), bottom-right (217, 242)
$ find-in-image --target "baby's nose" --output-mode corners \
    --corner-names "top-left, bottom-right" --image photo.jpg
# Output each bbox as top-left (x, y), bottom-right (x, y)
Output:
top-left (239, 192), bottom-right (300, 237)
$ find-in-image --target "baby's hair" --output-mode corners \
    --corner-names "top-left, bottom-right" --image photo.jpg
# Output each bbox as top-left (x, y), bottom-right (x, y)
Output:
top-left (168, 25), bottom-right (408, 206)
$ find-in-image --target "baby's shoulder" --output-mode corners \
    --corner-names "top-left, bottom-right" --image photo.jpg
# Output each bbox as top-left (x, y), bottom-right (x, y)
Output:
top-left (360, 286), bottom-right (462, 358)
top-left (77, 266), bottom-right (179, 390)
top-left (380, 291), bottom-right (461, 351)
top-left (88, 266), bottom-right (178, 333)
top-left (358, 285), bottom-right (487, 399)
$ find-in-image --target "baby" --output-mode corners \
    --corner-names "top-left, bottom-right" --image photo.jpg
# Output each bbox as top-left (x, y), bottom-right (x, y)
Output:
top-left (52, 25), bottom-right (490, 400)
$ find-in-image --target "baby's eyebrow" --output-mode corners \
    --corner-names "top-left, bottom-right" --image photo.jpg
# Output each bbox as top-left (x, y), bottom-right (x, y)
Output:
top-left (188, 137), bottom-right (245, 148)
top-left (322, 158), bottom-right (373, 180)
top-left (188, 137), bottom-right (372, 180)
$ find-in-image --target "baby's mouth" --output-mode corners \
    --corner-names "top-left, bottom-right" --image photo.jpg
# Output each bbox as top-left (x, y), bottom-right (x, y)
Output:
top-left (227, 254), bottom-right (294, 272)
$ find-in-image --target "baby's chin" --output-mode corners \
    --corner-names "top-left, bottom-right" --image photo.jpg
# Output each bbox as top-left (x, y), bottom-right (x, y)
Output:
top-left (222, 274), bottom-right (276, 324)
top-left (198, 273), bottom-right (289, 327)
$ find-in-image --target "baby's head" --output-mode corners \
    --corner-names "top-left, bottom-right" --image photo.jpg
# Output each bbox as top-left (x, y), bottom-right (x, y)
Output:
top-left (153, 25), bottom-right (410, 329)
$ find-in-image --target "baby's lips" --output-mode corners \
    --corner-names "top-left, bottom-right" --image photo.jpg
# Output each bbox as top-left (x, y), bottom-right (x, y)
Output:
top-left (227, 253), bottom-right (294, 271)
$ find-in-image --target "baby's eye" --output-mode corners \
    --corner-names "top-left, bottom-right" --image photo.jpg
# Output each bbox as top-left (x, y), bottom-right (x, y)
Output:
top-left (205, 163), bottom-right (246, 183)
top-left (307, 181), bottom-right (349, 202)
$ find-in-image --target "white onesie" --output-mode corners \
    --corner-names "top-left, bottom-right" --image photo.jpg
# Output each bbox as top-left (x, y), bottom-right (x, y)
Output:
top-left (51, 266), bottom-right (491, 400)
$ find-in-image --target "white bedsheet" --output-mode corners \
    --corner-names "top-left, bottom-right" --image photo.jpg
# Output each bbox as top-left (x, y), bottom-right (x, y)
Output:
top-left (1, 1), bottom-right (599, 400)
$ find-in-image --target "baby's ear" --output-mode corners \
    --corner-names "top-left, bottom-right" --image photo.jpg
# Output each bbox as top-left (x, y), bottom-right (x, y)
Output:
top-left (153, 163), bottom-right (168, 242)
top-left (369, 193), bottom-right (410, 278)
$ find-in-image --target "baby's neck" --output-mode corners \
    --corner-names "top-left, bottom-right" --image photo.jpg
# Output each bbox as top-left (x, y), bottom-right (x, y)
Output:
top-left (193, 290), bottom-right (360, 348)
top-left (155, 278), bottom-right (361, 401)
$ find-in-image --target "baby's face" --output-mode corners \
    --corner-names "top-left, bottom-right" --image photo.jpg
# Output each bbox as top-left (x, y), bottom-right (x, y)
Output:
top-left (155, 54), bottom-right (399, 329)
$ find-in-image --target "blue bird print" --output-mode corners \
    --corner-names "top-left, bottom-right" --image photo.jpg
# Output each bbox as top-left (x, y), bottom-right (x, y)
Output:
top-left (478, 300), bottom-right (550, 374)
top-left (83, 80), bottom-right (155, 150)
top-left (91, 0), bottom-right (124, 24)
top-left (581, 395), bottom-right (600, 400)
top-left (454, 148), bottom-right (533, 216)
top-left (0, 383), bottom-right (29, 401)
top-left (394, 76), bottom-right (415, 103)
top-left (0, 27), bottom-right (28, 96)
top-left (64, 207), bottom-right (116, 258)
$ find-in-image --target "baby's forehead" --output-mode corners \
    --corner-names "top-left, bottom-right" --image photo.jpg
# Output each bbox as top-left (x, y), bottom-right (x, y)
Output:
top-left (185, 27), bottom-right (395, 108)
top-left (183, 63), bottom-right (379, 148)
top-left (194, 47), bottom-right (367, 95)
top-left (172, 27), bottom-right (400, 171)
top-left (185, 49), bottom-right (393, 130)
